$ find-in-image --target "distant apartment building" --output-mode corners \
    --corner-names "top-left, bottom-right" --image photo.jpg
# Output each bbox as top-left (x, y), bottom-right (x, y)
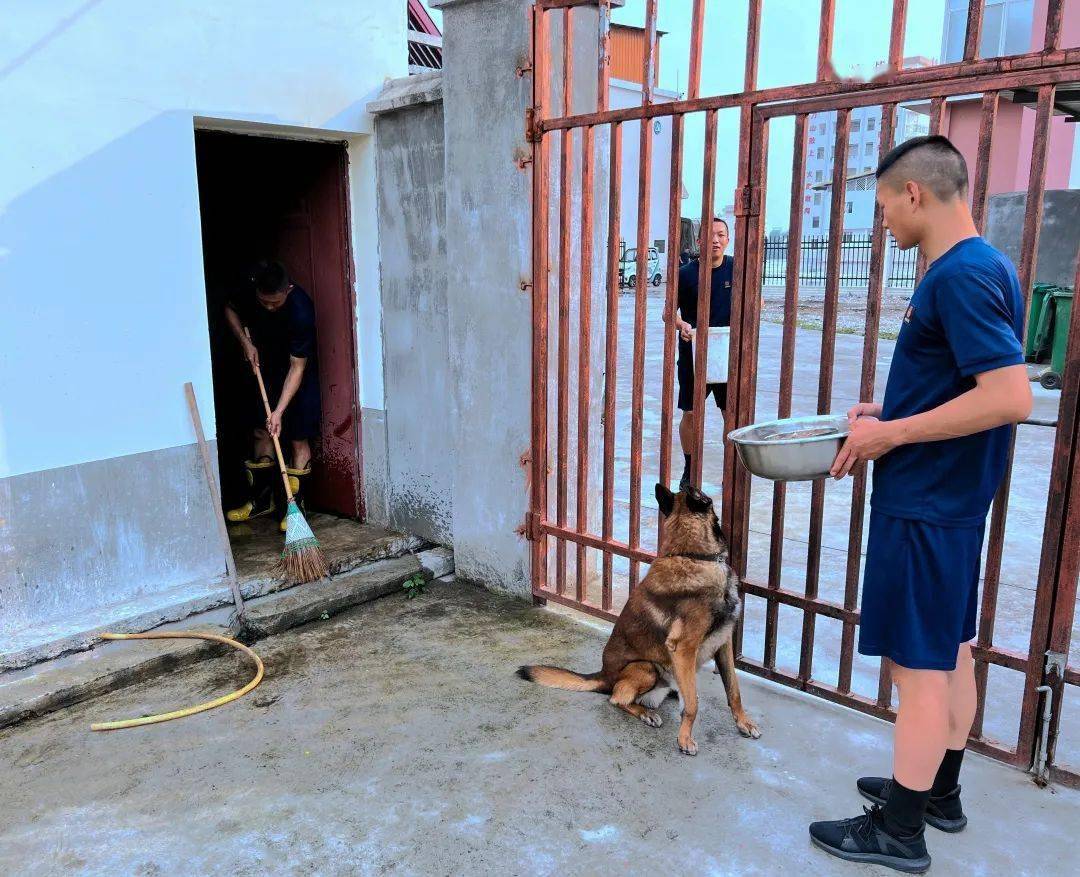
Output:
top-left (803, 60), bottom-right (933, 235)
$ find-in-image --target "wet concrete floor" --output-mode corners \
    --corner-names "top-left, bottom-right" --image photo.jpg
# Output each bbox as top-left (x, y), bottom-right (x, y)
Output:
top-left (1, 579), bottom-right (1076, 876)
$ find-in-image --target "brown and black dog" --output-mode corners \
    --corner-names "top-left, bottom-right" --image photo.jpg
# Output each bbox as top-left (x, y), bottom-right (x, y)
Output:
top-left (519, 484), bottom-right (760, 755)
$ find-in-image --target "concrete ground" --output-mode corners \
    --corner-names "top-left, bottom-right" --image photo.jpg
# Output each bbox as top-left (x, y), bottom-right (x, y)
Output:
top-left (1, 579), bottom-right (1076, 876)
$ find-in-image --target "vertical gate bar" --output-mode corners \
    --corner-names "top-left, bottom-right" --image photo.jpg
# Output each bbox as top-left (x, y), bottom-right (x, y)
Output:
top-left (816, 0), bottom-right (837, 82)
top-left (723, 102), bottom-right (754, 575)
top-left (744, 0), bottom-right (763, 92)
top-left (994, 84), bottom-right (1055, 763)
top-left (914, 97), bottom-right (945, 286)
top-left (575, 123), bottom-right (595, 603)
top-left (601, 122), bottom-right (623, 612)
top-left (801, 107), bottom-right (851, 684)
top-left (765, 111), bottom-right (809, 669)
top-left (531, 5), bottom-right (552, 596)
top-left (840, 103), bottom-right (895, 694)
top-left (970, 91), bottom-right (999, 235)
top-left (688, 0), bottom-right (706, 99)
top-left (888, 0), bottom-right (909, 74)
top-left (963, 0), bottom-right (984, 63)
top-left (969, 90), bottom-right (1001, 734)
top-left (628, 0), bottom-right (657, 589)
top-left (658, 112), bottom-right (685, 547)
top-left (732, 110), bottom-right (768, 660)
top-left (690, 110), bottom-right (719, 489)
top-left (1041, 252), bottom-right (1080, 770)
top-left (874, 104), bottom-right (899, 709)
top-left (554, 9), bottom-right (575, 595)
top-left (1045, 0), bottom-right (1064, 52)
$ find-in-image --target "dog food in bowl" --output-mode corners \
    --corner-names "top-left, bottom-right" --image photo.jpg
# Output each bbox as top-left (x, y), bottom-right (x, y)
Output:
top-left (728, 414), bottom-right (849, 481)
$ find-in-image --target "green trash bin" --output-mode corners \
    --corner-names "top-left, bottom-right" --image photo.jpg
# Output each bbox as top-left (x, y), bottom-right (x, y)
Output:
top-left (1040, 289), bottom-right (1074, 390)
top-left (1026, 283), bottom-right (1059, 362)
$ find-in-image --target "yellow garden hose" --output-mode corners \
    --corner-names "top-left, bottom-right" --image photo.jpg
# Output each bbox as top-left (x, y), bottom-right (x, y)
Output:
top-left (90, 631), bottom-right (264, 731)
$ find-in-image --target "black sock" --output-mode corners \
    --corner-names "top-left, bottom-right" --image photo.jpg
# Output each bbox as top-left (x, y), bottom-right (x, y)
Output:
top-left (882, 778), bottom-right (929, 837)
top-left (931, 748), bottom-right (965, 797)
top-left (683, 453), bottom-right (692, 470)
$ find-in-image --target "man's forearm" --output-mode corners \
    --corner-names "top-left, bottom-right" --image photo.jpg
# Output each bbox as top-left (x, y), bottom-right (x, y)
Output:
top-left (225, 306), bottom-right (248, 345)
top-left (890, 383), bottom-right (1030, 446)
top-left (275, 359), bottom-right (306, 413)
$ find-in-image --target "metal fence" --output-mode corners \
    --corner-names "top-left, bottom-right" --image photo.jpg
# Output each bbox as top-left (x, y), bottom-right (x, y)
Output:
top-left (762, 233), bottom-right (918, 288)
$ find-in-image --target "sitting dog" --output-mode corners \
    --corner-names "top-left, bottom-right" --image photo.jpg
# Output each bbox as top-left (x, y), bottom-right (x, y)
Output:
top-left (519, 484), bottom-right (760, 755)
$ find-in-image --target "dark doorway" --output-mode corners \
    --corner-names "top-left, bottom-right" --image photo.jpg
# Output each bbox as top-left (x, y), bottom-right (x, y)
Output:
top-left (195, 130), bottom-right (363, 521)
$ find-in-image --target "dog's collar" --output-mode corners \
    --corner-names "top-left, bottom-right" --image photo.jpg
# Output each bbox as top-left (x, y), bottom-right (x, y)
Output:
top-left (671, 551), bottom-right (723, 563)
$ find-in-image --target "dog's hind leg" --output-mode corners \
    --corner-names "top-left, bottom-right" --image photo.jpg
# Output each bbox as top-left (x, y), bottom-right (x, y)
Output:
top-left (610, 662), bottom-right (663, 727)
top-left (714, 639), bottom-right (761, 739)
top-left (636, 684), bottom-right (671, 711)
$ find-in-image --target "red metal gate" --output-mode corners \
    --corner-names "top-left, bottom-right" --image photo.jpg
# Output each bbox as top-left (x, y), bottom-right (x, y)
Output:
top-left (528, 0), bottom-right (1080, 786)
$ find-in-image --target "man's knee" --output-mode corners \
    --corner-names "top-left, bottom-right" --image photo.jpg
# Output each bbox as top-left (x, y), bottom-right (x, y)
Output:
top-left (254, 428), bottom-right (269, 441)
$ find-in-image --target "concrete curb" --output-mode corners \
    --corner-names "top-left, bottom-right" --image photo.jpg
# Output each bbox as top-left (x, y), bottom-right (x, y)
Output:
top-left (0, 547), bottom-right (454, 732)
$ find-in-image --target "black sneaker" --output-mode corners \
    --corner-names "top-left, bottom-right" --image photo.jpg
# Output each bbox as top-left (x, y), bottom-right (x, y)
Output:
top-left (858, 777), bottom-right (968, 833)
top-left (809, 805), bottom-right (931, 874)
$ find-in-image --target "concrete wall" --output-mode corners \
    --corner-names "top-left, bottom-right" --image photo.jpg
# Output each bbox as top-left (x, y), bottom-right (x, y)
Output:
top-left (432, 0), bottom-right (607, 598)
top-left (0, 1), bottom-right (404, 659)
top-left (369, 75), bottom-right (454, 545)
top-left (985, 190), bottom-right (1080, 289)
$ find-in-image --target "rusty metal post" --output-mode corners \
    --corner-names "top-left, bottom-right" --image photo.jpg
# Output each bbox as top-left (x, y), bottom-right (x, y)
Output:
top-left (628, 0), bottom-right (657, 588)
top-left (600, 121), bottom-right (622, 612)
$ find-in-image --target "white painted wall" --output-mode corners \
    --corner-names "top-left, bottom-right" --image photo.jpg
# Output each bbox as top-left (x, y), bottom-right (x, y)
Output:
top-left (611, 79), bottom-right (681, 269)
top-left (0, 0), bottom-right (404, 479)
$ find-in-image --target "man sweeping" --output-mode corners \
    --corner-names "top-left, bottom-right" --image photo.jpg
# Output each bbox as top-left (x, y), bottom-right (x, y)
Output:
top-left (225, 260), bottom-right (321, 533)
top-left (809, 135), bottom-right (1032, 872)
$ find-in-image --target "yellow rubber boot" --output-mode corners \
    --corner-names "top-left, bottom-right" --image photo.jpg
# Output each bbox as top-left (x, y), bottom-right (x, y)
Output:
top-left (279, 466), bottom-right (311, 532)
top-left (227, 458), bottom-right (276, 522)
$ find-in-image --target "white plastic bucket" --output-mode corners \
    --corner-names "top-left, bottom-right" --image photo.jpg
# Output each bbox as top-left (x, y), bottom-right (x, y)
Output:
top-left (695, 326), bottom-right (729, 383)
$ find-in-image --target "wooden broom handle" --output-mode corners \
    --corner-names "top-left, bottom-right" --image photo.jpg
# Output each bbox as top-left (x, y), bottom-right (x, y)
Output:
top-left (245, 329), bottom-right (294, 502)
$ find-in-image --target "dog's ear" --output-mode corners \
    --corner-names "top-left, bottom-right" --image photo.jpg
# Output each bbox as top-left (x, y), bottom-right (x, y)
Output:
top-left (685, 487), bottom-right (713, 514)
top-left (655, 483), bottom-right (675, 517)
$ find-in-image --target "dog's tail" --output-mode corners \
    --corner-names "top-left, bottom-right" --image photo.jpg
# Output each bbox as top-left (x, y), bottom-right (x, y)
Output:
top-left (517, 664), bottom-right (610, 693)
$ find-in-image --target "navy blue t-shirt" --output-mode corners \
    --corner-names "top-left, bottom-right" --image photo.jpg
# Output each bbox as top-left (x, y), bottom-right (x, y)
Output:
top-left (677, 256), bottom-right (733, 329)
top-left (871, 237), bottom-right (1024, 527)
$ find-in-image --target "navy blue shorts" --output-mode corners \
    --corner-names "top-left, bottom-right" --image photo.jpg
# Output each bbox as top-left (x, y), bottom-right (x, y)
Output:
top-left (858, 510), bottom-right (985, 671)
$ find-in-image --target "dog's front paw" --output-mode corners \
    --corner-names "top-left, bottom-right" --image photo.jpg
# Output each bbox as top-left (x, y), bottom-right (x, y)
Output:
top-left (640, 710), bottom-right (663, 728)
top-left (736, 714), bottom-right (761, 739)
top-left (678, 734), bottom-right (698, 756)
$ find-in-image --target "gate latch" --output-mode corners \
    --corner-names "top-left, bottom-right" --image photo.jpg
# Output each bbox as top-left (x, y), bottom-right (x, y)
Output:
top-left (1031, 650), bottom-right (1067, 787)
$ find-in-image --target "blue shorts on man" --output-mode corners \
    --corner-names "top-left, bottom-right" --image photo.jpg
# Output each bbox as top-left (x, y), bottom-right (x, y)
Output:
top-left (859, 237), bottom-right (1025, 672)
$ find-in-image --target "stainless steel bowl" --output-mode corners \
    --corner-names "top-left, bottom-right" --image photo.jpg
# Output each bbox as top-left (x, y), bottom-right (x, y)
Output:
top-left (728, 414), bottom-right (850, 481)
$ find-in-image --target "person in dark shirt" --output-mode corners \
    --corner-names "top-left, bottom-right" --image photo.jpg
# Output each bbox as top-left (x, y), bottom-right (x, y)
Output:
top-left (809, 137), bottom-right (1032, 873)
top-left (224, 260), bottom-right (321, 532)
top-left (669, 217), bottom-right (733, 490)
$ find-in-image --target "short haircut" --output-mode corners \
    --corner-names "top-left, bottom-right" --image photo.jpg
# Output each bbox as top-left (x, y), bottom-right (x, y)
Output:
top-left (251, 260), bottom-right (289, 294)
top-left (710, 216), bottom-right (730, 233)
top-left (876, 134), bottom-right (968, 201)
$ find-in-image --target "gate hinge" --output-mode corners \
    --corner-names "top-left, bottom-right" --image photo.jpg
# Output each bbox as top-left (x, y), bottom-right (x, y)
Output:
top-left (525, 106), bottom-right (543, 143)
top-left (734, 185), bottom-right (762, 218)
top-left (524, 511), bottom-right (543, 541)
top-left (1031, 650), bottom-right (1067, 787)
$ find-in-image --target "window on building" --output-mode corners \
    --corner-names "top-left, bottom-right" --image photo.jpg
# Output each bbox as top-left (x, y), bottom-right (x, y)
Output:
top-left (943, 0), bottom-right (1033, 63)
top-left (852, 120), bottom-right (861, 132)
top-left (812, 217), bottom-right (821, 229)
top-left (816, 147), bottom-right (824, 159)
top-left (813, 192), bottom-right (822, 206)
top-left (867, 117), bottom-right (877, 132)
top-left (816, 170), bottom-right (824, 182)
top-left (863, 166), bottom-right (873, 173)
top-left (865, 142), bottom-right (874, 155)
top-left (846, 201), bottom-right (853, 214)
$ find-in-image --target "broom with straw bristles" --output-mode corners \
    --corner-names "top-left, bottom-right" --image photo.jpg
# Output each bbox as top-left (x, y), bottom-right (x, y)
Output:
top-left (246, 330), bottom-right (328, 583)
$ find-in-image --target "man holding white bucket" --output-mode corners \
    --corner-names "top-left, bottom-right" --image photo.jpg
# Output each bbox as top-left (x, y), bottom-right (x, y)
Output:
top-left (670, 217), bottom-right (733, 490)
